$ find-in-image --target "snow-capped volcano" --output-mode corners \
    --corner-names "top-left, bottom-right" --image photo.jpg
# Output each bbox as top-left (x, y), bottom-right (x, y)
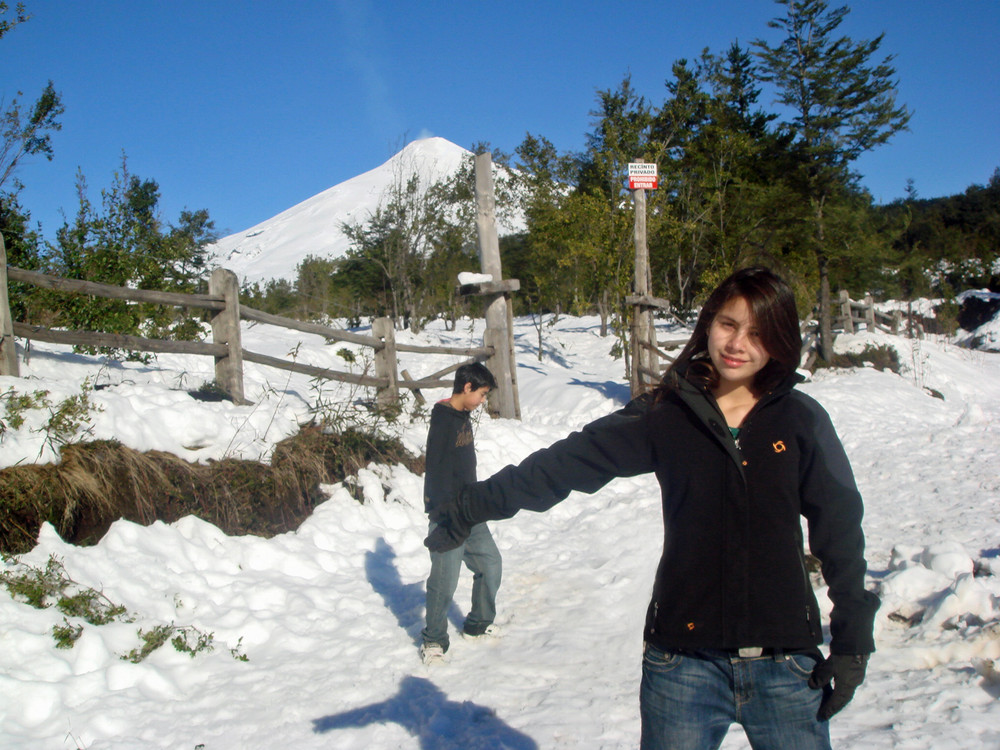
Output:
top-left (206, 137), bottom-right (472, 285)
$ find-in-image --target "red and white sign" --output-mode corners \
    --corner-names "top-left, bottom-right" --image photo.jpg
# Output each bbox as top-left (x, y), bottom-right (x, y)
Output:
top-left (628, 162), bottom-right (658, 190)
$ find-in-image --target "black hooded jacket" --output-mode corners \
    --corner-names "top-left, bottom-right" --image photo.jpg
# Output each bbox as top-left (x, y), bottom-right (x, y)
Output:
top-left (423, 400), bottom-right (478, 515)
top-left (461, 372), bottom-right (879, 655)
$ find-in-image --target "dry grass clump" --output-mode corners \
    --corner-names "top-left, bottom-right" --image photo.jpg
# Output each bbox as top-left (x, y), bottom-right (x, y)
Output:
top-left (0, 426), bottom-right (419, 554)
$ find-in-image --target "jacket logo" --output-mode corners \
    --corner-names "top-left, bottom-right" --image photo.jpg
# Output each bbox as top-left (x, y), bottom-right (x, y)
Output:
top-left (772, 440), bottom-right (786, 453)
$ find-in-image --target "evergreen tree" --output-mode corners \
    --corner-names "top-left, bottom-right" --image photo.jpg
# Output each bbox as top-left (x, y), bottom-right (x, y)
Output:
top-left (1, 3), bottom-right (64, 193)
top-left (578, 75), bottom-right (654, 337)
top-left (510, 133), bottom-right (581, 321)
top-left (2, 1), bottom-right (64, 253)
top-left (890, 168), bottom-right (1000, 293)
top-left (45, 158), bottom-right (215, 353)
top-left (166, 208), bottom-right (217, 290)
top-left (241, 277), bottom-right (298, 319)
top-left (753, 0), bottom-right (911, 358)
top-left (0, 191), bottom-right (44, 321)
top-left (646, 47), bottom-right (803, 311)
top-left (0, 191), bottom-right (40, 269)
top-left (337, 151), bottom-right (483, 332)
top-left (290, 255), bottom-right (338, 320)
top-left (0, 79), bottom-right (63, 192)
top-left (0, 0), bottom-right (27, 38)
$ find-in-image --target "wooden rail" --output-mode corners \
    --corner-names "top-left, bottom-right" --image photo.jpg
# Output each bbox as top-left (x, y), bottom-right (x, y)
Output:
top-left (836, 290), bottom-right (903, 335)
top-left (0, 233), bottom-right (498, 405)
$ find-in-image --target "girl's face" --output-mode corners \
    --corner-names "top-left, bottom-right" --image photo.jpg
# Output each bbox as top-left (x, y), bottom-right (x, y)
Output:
top-left (707, 296), bottom-right (771, 392)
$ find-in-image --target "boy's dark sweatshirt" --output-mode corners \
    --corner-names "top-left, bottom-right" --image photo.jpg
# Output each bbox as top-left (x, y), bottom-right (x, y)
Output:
top-left (423, 400), bottom-right (477, 515)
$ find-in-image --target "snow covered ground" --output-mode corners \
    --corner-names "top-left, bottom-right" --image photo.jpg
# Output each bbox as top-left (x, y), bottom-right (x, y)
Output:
top-left (1, 311), bottom-right (999, 749)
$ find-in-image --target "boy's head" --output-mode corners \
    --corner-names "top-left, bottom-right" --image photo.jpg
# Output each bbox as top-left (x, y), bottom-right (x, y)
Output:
top-left (450, 362), bottom-right (497, 412)
top-left (453, 362), bottom-right (497, 395)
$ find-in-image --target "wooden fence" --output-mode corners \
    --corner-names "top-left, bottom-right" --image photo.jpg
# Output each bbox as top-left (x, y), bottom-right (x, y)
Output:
top-left (835, 289), bottom-right (904, 336)
top-left (0, 158), bottom-right (522, 417)
top-left (0, 250), bottom-right (498, 408)
top-left (798, 290), bottom-right (905, 370)
top-left (5, 207), bottom-right (915, 409)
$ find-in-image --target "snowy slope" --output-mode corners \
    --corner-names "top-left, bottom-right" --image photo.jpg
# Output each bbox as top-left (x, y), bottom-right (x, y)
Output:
top-left (206, 137), bottom-right (477, 285)
top-left (1, 314), bottom-right (999, 749)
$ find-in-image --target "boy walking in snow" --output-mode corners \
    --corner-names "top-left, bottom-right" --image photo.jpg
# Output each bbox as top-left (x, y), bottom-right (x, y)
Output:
top-left (420, 362), bottom-right (501, 664)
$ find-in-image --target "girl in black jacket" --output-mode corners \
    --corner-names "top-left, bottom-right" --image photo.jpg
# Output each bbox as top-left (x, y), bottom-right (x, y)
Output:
top-left (426, 267), bottom-right (879, 749)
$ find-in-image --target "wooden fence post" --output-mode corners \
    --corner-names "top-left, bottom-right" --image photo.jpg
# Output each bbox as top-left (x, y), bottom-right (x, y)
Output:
top-left (0, 233), bottom-right (19, 377)
top-left (372, 316), bottom-right (399, 406)
top-left (474, 152), bottom-right (519, 419)
top-left (864, 294), bottom-right (876, 331)
top-left (208, 268), bottom-right (246, 404)
top-left (838, 290), bottom-right (854, 333)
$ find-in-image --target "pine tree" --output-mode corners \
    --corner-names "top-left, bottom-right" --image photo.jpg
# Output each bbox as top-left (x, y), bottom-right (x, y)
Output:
top-left (753, 0), bottom-right (911, 359)
top-left (46, 158), bottom-right (215, 353)
top-left (1, 2), bottom-right (64, 193)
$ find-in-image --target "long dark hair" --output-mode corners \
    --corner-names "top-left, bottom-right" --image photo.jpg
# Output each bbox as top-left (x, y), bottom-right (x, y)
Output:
top-left (656, 266), bottom-right (802, 397)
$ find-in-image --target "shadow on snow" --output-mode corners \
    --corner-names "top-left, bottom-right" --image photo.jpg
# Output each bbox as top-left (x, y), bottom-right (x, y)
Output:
top-left (312, 675), bottom-right (538, 749)
top-left (365, 537), bottom-right (464, 646)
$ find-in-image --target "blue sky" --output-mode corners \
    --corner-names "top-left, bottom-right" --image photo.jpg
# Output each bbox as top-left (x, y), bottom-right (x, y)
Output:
top-left (3, 1), bottom-right (998, 243)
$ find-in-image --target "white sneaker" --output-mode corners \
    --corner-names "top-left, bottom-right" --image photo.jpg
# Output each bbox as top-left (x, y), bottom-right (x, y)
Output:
top-left (420, 642), bottom-right (445, 664)
top-left (462, 623), bottom-right (502, 640)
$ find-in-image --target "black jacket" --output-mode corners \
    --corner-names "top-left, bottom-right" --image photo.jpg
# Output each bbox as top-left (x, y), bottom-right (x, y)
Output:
top-left (463, 373), bottom-right (879, 655)
top-left (424, 400), bottom-right (477, 514)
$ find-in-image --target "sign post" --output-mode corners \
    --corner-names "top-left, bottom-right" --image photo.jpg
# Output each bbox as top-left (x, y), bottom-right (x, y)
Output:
top-left (628, 161), bottom-right (658, 396)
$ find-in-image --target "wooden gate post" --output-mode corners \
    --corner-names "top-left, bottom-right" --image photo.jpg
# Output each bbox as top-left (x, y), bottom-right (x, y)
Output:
top-left (838, 290), bottom-right (854, 333)
top-left (0, 233), bottom-right (19, 377)
top-left (474, 152), bottom-right (519, 419)
top-left (864, 294), bottom-right (876, 331)
top-left (372, 316), bottom-right (399, 406)
top-left (208, 268), bottom-right (246, 404)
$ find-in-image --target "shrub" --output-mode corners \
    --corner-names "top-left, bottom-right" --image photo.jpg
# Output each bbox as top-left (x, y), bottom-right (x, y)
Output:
top-left (1, 554), bottom-right (246, 662)
top-left (815, 343), bottom-right (901, 374)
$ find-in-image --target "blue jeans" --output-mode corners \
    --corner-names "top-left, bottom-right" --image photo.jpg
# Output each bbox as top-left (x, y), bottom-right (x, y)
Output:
top-left (640, 644), bottom-right (831, 750)
top-left (422, 522), bottom-right (501, 650)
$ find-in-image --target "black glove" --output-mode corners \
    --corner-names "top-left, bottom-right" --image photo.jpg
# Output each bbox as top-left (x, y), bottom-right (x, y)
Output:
top-left (809, 653), bottom-right (869, 721)
top-left (424, 489), bottom-right (477, 552)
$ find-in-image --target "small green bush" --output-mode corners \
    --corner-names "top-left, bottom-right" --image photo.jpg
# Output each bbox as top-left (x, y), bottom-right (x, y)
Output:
top-left (0, 380), bottom-right (103, 448)
top-left (53, 618), bottom-right (85, 649)
top-left (1, 554), bottom-right (247, 662)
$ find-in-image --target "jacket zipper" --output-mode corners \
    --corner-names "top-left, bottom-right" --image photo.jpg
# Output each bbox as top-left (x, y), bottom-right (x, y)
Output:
top-left (796, 547), bottom-right (819, 639)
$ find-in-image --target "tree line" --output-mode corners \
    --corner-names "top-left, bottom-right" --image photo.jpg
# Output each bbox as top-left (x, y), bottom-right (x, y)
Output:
top-left (244, 0), bottom-right (997, 361)
top-left (2, 0), bottom-right (998, 364)
top-left (1, 3), bottom-right (218, 358)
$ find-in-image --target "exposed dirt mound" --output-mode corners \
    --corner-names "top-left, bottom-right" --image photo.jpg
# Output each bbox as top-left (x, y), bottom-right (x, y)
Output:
top-left (0, 426), bottom-right (420, 555)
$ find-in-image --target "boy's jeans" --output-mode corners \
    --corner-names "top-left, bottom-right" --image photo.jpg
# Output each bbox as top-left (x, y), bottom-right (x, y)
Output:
top-left (640, 644), bottom-right (831, 750)
top-left (422, 521), bottom-right (501, 650)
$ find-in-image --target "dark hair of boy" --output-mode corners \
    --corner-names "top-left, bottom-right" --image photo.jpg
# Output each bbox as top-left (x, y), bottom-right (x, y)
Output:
top-left (453, 362), bottom-right (498, 394)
